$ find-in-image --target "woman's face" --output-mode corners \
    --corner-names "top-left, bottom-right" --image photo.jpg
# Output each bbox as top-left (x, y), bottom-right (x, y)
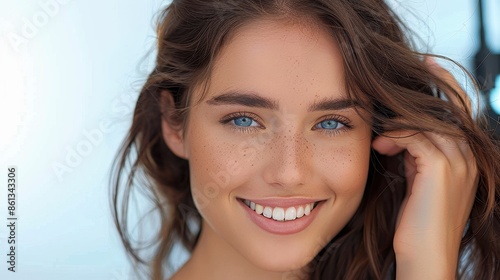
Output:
top-left (176, 19), bottom-right (372, 272)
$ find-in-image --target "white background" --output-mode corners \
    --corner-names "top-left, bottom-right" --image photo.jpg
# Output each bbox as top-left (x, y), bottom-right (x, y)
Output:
top-left (0, 0), bottom-right (498, 279)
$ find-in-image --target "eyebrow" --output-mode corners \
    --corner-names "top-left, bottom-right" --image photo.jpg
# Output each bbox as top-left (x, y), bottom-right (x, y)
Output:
top-left (206, 91), bottom-right (279, 110)
top-left (308, 97), bottom-right (358, 112)
top-left (205, 91), bottom-right (358, 112)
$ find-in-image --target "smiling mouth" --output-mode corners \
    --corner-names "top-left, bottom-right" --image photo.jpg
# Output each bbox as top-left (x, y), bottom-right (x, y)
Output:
top-left (239, 199), bottom-right (321, 222)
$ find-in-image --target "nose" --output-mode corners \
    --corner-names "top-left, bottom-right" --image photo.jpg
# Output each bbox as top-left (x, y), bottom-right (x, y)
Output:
top-left (262, 130), bottom-right (313, 189)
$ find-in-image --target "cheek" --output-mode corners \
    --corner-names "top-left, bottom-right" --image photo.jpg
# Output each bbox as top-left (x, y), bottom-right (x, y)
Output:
top-left (186, 124), bottom-right (253, 214)
top-left (311, 142), bottom-right (371, 242)
top-left (317, 141), bottom-right (371, 198)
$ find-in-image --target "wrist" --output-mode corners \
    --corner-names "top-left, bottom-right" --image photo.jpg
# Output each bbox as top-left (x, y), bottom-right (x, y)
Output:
top-left (395, 251), bottom-right (457, 279)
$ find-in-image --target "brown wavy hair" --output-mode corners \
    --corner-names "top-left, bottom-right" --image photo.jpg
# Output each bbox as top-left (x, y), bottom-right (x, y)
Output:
top-left (111, 0), bottom-right (500, 279)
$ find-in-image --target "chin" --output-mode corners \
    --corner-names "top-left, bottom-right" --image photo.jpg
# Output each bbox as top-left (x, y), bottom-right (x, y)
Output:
top-left (240, 238), bottom-right (322, 274)
top-left (252, 255), bottom-right (312, 274)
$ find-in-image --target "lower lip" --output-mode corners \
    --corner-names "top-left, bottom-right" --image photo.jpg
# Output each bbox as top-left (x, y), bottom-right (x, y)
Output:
top-left (238, 199), bottom-right (323, 235)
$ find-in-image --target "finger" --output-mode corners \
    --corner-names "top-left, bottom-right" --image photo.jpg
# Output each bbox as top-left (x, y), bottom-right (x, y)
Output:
top-left (372, 131), bottom-right (440, 162)
top-left (425, 57), bottom-right (472, 114)
top-left (456, 139), bottom-right (479, 186)
top-left (384, 131), bottom-right (478, 196)
top-left (459, 141), bottom-right (477, 175)
top-left (372, 130), bottom-right (477, 186)
top-left (424, 132), bottom-right (478, 183)
top-left (423, 131), bottom-right (467, 168)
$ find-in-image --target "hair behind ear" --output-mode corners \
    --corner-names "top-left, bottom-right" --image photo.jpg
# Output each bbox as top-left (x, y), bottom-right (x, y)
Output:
top-left (160, 90), bottom-right (188, 159)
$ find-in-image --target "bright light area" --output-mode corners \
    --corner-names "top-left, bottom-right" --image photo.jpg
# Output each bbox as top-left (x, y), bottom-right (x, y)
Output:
top-left (0, 44), bottom-right (27, 153)
top-left (485, 0), bottom-right (500, 52)
top-left (491, 76), bottom-right (500, 114)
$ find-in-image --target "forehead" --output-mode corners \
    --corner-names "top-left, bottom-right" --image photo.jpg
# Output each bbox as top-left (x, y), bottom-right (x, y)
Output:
top-left (197, 18), bottom-right (347, 109)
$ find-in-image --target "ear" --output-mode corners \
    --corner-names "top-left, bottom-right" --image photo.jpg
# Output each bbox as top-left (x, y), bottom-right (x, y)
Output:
top-left (160, 90), bottom-right (188, 159)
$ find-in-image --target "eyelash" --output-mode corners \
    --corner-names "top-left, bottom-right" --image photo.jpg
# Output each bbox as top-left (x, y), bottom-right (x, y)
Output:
top-left (313, 114), bottom-right (352, 136)
top-left (219, 112), bottom-right (352, 136)
top-left (219, 112), bottom-right (263, 134)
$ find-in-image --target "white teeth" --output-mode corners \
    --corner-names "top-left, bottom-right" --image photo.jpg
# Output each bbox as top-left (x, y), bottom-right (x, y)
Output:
top-left (263, 206), bottom-right (273, 218)
top-left (250, 201), bottom-right (256, 210)
top-left (304, 204), bottom-right (311, 216)
top-left (285, 207), bottom-right (297, 221)
top-left (272, 207), bottom-right (285, 221)
top-left (255, 204), bottom-right (263, 214)
top-left (243, 199), bottom-right (319, 221)
top-left (296, 206), bottom-right (304, 218)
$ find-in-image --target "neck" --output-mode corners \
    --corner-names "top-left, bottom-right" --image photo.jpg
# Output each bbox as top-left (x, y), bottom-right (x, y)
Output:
top-left (172, 221), bottom-right (307, 280)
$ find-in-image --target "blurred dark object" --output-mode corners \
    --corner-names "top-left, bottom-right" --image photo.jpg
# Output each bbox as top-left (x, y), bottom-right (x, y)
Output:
top-left (474, 0), bottom-right (500, 136)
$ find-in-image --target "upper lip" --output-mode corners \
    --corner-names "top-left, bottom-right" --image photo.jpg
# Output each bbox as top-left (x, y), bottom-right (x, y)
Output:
top-left (238, 197), bottom-right (325, 208)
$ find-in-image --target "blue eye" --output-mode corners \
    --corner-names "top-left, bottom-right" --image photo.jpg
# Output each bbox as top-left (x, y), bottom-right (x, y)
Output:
top-left (232, 116), bottom-right (259, 127)
top-left (316, 119), bottom-right (344, 130)
top-left (220, 112), bottom-right (263, 133)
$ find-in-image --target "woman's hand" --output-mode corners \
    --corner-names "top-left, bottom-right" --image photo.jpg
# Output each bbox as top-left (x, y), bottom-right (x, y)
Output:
top-left (371, 59), bottom-right (479, 279)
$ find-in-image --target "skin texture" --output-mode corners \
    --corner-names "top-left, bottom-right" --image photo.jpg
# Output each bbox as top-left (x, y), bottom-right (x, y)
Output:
top-left (164, 19), bottom-right (372, 279)
top-left (163, 20), bottom-right (478, 280)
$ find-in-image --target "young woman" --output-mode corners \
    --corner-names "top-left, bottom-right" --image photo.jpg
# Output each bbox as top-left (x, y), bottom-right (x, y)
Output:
top-left (111, 0), bottom-right (500, 279)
